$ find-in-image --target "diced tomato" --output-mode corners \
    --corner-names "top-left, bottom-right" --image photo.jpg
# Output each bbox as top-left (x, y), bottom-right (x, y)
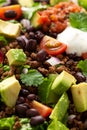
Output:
top-left (40, 35), bottom-right (67, 56)
top-left (29, 100), bottom-right (52, 118)
top-left (38, 15), bottom-right (50, 25)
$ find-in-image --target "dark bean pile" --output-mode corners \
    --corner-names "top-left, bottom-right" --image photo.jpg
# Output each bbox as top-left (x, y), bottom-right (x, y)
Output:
top-left (0, 1), bottom-right (87, 130)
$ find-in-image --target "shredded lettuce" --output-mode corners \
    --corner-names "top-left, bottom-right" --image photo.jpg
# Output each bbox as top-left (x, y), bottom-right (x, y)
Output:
top-left (22, 3), bottom-right (48, 20)
top-left (47, 119), bottom-right (69, 130)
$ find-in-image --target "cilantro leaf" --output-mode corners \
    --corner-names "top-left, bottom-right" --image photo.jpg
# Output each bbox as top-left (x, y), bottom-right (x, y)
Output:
top-left (69, 12), bottom-right (87, 31)
top-left (77, 60), bottom-right (87, 76)
top-left (20, 69), bottom-right (44, 87)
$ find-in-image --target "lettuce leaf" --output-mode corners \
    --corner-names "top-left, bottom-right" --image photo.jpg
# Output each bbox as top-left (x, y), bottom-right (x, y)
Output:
top-left (47, 119), bottom-right (69, 130)
top-left (22, 3), bottom-right (48, 20)
top-left (38, 74), bottom-right (58, 104)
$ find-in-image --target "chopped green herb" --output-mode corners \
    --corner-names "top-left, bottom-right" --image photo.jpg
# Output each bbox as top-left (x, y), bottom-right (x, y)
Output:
top-left (20, 69), bottom-right (44, 87)
top-left (69, 12), bottom-right (87, 31)
top-left (77, 59), bottom-right (87, 76)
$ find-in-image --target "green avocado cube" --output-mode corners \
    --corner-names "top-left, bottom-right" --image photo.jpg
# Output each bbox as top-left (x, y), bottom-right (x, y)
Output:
top-left (0, 19), bottom-right (21, 38)
top-left (0, 75), bottom-right (21, 107)
top-left (71, 82), bottom-right (87, 112)
top-left (18, 0), bottom-right (34, 7)
top-left (6, 49), bottom-right (26, 66)
top-left (51, 71), bottom-right (76, 96)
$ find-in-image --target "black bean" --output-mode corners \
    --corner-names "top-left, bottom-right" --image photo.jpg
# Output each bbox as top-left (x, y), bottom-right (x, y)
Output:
top-left (30, 115), bottom-right (45, 126)
top-left (16, 36), bottom-right (27, 48)
top-left (29, 32), bottom-right (35, 39)
top-left (27, 94), bottom-right (37, 101)
top-left (21, 19), bottom-right (31, 30)
top-left (4, 10), bottom-right (17, 18)
top-left (23, 103), bottom-right (30, 108)
top-left (26, 26), bottom-right (35, 32)
top-left (25, 39), bottom-right (37, 52)
top-left (36, 49), bottom-right (48, 62)
top-left (15, 104), bottom-right (28, 117)
top-left (26, 108), bottom-right (39, 117)
top-left (16, 96), bottom-right (25, 104)
top-left (35, 31), bottom-right (44, 41)
top-left (20, 89), bottom-right (29, 97)
top-left (75, 72), bottom-right (86, 83)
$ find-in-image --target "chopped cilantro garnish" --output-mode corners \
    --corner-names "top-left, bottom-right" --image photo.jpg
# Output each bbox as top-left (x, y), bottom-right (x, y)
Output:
top-left (69, 12), bottom-right (87, 31)
top-left (77, 59), bottom-right (87, 76)
top-left (20, 69), bottom-right (44, 87)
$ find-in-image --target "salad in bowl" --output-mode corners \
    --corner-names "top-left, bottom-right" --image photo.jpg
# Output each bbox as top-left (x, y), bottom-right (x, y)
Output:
top-left (0, 0), bottom-right (87, 129)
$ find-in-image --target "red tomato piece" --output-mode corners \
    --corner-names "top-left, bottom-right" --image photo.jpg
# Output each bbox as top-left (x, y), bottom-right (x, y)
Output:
top-left (40, 35), bottom-right (67, 56)
top-left (30, 100), bottom-right (52, 118)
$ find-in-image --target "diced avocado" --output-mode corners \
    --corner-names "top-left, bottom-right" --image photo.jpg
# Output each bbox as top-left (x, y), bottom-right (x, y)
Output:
top-left (51, 71), bottom-right (76, 96)
top-left (47, 119), bottom-right (69, 130)
top-left (71, 82), bottom-right (87, 112)
top-left (18, 0), bottom-right (34, 7)
top-left (31, 12), bottom-right (41, 28)
top-left (0, 75), bottom-right (21, 107)
top-left (0, 19), bottom-right (21, 38)
top-left (50, 0), bottom-right (69, 6)
top-left (50, 92), bottom-right (69, 121)
top-left (6, 49), bottom-right (26, 66)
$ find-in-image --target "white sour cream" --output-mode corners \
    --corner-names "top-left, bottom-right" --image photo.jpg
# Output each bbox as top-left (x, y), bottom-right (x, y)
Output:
top-left (57, 26), bottom-right (87, 56)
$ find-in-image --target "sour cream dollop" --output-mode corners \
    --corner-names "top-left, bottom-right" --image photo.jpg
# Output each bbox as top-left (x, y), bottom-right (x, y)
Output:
top-left (57, 26), bottom-right (87, 56)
